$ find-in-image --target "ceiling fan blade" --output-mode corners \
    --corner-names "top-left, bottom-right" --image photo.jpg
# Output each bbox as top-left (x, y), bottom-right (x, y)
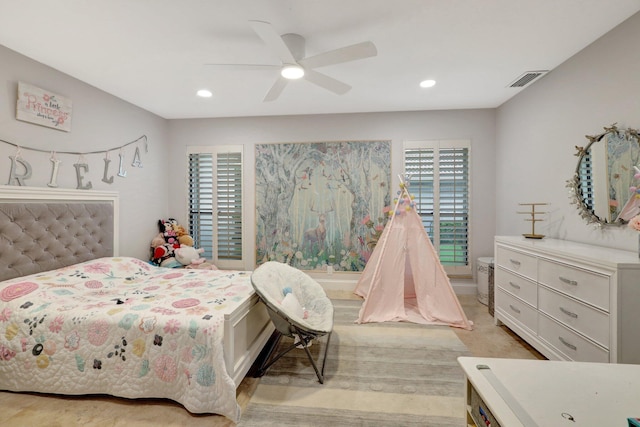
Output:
top-left (249, 20), bottom-right (297, 65)
top-left (303, 69), bottom-right (351, 95)
top-left (299, 41), bottom-right (377, 69)
top-left (263, 76), bottom-right (289, 102)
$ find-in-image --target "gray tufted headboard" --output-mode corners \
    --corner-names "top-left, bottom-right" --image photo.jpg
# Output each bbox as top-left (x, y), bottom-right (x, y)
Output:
top-left (0, 186), bottom-right (119, 282)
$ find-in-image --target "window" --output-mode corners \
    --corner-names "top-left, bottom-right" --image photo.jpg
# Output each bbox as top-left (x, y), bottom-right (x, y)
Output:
top-left (187, 146), bottom-right (244, 269)
top-left (404, 140), bottom-right (471, 276)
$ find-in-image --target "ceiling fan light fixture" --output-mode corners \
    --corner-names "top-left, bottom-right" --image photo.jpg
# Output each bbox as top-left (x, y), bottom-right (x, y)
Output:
top-left (419, 79), bottom-right (436, 88)
top-left (281, 64), bottom-right (304, 79)
top-left (196, 89), bottom-right (213, 98)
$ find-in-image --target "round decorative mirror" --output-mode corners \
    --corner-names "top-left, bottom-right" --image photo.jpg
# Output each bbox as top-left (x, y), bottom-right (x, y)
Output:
top-left (567, 124), bottom-right (640, 227)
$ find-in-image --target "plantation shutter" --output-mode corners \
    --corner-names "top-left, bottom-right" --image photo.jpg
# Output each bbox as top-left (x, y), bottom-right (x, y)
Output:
top-left (216, 151), bottom-right (243, 261)
top-left (187, 146), bottom-right (243, 268)
top-left (188, 153), bottom-right (214, 259)
top-left (404, 149), bottom-right (435, 238)
top-left (404, 140), bottom-right (471, 276)
top-left (438, 147), bottom-right (469, 267)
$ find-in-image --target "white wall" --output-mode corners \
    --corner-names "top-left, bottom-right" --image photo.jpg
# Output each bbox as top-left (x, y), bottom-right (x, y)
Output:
top-left (168, 109), bottom-right (497, 281)
top-left (0, 45), bottom-right (170, 259)
top-left (5, 9), bottom-right (637, 270)
top-left (496, 11), bottom-right (640, 252)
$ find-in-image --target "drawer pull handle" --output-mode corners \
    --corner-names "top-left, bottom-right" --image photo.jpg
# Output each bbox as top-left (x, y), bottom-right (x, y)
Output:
top-left (559, 276), bottom-right (578, 286)
top-left (558, 336), bottom-right (577, 351)
top-left (509, 258), bottom-right (521, 266)
top-left (509, 281), bottom-right (521, 289)
top-left (559, 307), bottom-right (578, 318)
top-left (509, 304), bottom-right (521, 314)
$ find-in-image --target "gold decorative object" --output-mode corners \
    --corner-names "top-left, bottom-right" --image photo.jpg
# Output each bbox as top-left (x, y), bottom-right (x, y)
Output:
top-left (517, 203), bottom-right (548, 239)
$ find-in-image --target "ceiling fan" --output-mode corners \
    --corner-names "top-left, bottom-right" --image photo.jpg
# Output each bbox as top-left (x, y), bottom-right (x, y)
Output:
top-left (207, 20), bottom-right (378, 102)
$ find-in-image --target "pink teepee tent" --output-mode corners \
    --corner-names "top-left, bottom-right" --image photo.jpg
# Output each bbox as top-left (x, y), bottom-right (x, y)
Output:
top-left (354, 179), bottom-right (473, 330)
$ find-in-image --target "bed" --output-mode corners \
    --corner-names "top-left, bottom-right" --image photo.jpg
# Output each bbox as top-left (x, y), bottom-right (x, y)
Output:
top-left (0, 185), bottom-right (274, 423)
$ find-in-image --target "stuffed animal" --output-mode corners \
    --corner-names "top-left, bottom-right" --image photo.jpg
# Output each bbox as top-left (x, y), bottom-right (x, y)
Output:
top-left (154, 247), bottom-right (182, 268)
top-left (158, 219), bottom-right (180, 249)
top-left (150, 233), bottom-right (168, 265)
top-left (150, 230), bottom-right (181, 268)
top-left (177, 233), bottom-right (194, 247)
top-left (159, 218), bottom-right (194, 247)
top-left (281, 287), bottom-right (309, 319)
top-left (151, 218), bottom-right (196, 267)
top-left (150, 233), bottom-right (165, 249)
top-left (174, 246), bottom-right (206, 267)
top-left (174, 246), bottom-right (218, 270)
top-left (150, 236), bottom-right (181, 268)
top-left (173, 223), bottom-right (191, 245)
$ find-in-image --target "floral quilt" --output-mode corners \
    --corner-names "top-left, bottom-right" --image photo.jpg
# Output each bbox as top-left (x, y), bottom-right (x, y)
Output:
top-left (0, 257), bottom-right (256, 422)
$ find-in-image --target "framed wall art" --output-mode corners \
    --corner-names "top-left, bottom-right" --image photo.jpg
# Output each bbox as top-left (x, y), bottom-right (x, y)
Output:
top-left (255, 140), bottom-right (391, 272)
top-left (16, 82), bottom-right (72, 132)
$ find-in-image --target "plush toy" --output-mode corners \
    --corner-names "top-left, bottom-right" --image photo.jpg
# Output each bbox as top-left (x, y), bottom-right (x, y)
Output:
top-left (174, 223), bottom-right (194, 246)
top-left (150, 233), bottom-right (168, 265)
top-left (154, 247), bottom-right (182, 268)
top-left (150, 239), bottom-right (181, 268)
top-left (151, 218), bottom-right (197, 267)
top-left (174, 246), bottom-right (218, 270)
top-left (158, 219), bottom-right (181, 249)
top-left (158, 218), bottom-right (194, 247)
top-left (150, 229), bottom-right (181, 268)
top-left (150, 233), bottom-right (165, 249)
top-left (281, 293), bottom-right (307, 319)
top-left (174, 246), bottom-right (206, 266)
top-left (177, 233), bottom-right (194, 247)
top-left (281, 287), bottom-right (309, 319)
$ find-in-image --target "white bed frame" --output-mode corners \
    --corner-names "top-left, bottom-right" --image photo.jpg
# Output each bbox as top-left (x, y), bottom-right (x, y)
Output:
top-left (224, 292), bottom-right (274, 386)
top-left (0, 185), bottom-right (274, 388)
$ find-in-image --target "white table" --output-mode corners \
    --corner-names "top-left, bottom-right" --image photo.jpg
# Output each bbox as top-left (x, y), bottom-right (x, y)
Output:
top-left (458, 357), bottom-right (640, 427)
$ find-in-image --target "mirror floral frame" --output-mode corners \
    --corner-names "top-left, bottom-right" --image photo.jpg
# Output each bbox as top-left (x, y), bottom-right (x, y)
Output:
top-left (567, 123), bottom-right (640, 227)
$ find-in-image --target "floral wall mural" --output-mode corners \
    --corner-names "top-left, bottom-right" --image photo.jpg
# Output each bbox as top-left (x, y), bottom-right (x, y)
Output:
top-left (255, 140), bottom-right (391, 272)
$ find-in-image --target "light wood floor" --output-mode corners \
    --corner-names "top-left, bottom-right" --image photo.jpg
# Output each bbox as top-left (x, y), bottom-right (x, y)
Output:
top-left (0, 293), bottom-right (543, 426)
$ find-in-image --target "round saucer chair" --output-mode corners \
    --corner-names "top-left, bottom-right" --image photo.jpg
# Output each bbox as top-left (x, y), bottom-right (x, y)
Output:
top-left (250, 261), bottom-right (334, 383)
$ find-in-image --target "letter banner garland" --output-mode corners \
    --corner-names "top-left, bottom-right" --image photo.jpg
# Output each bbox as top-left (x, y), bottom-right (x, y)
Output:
top-left (2, 135), bottom-right (147, 189)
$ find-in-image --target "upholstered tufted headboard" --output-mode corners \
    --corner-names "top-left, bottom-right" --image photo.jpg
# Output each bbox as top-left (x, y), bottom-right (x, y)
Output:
top-left (0, 186), bottom-right (118, 282)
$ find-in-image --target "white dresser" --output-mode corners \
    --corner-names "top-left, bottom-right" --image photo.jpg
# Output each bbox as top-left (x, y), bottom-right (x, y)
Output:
top-left (494, 236), bottom-right (640, 363)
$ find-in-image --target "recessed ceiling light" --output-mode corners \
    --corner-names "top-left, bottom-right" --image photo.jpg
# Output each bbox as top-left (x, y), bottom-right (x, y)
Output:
top-left (196, 89), bottom-right (213, 98)
top-left (419, 79), bottom-right (436, 88)
top-left (281, 64), bottom-right (305, 79)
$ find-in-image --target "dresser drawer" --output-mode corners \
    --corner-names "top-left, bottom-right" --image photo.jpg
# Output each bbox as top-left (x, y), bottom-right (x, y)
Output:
top-left (538, 259), bottom-right (610, 311)
top-left (496, 246), bottom-right (538, 280)
top-left (496, 288), bottom-right (537, 333)
top-left (495, 267), bottom-right (537, 306)
top-left (538, 314), bottom-right (609, 363)
top-left (538, 286), bottom-right (610, 349)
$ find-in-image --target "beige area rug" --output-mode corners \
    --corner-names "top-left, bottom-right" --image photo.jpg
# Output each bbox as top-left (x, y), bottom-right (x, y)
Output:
top-left (239, 299), bottom-right (471, 427)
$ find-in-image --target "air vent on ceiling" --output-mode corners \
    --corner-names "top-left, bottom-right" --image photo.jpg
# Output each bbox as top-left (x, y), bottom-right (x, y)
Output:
top-left (508, 70), bottom-right (549, 88)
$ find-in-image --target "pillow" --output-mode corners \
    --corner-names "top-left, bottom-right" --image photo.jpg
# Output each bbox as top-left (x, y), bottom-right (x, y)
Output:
top-left (281, 292), bottom-right (304, 319)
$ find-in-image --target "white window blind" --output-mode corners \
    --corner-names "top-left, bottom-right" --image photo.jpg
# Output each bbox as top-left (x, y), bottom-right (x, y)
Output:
top-left (404, 140), bottom-right (471, 276)
top-left (216, 152), bottom-right (243, 261)
top-left (188, 152), bottom-right (214, 259)
top-left (187, 146), bottom-right (243, 268)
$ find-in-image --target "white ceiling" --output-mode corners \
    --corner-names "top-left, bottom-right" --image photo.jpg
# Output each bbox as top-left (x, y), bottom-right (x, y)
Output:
top-left (1, 1), bottom-right (639, 119)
